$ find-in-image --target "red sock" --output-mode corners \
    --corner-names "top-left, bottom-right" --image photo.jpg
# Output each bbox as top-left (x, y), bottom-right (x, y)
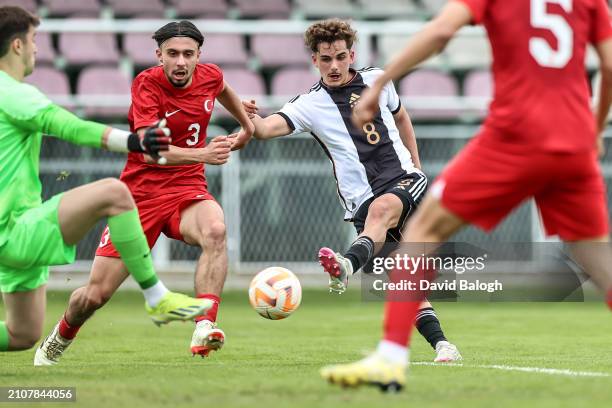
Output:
top-left (58, 314), bottom-right (81, 340)
top-left (607, 289), bottom-right (612, 311)
top-left (382, 265), bottom-right (431, 347)
top-left (195, 293), bottom-right (220, 323)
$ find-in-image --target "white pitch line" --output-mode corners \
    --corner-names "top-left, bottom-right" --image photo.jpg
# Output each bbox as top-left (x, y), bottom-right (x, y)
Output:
top-left (411, 362), bottom-right (611, 378)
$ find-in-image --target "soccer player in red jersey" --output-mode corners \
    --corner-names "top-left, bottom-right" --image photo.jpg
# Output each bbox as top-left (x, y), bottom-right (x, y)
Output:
top-left (36, 21), bottom-right (254, 364)
top-left (321, 0), bottom-right (612, 391)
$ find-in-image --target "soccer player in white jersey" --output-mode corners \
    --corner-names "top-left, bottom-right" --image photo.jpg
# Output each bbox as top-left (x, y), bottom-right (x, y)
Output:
top-left (243, 19), bottom-right (461, 363)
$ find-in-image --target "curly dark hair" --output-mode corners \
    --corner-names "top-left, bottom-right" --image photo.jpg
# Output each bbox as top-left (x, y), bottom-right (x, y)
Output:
top-left (304, 18), bottom-right (357, 53)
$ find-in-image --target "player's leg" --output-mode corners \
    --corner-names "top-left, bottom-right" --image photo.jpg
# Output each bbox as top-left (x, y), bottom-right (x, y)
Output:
top-left (34, 256), bottom-right (128, 365)
top-left (178, 199), bottom-right (227, 357)
top-left (1, 286), bottom-right (46, 351)
top-left (416, 299), bottom-right (462, 362)
top-left (57, 178), bottom-right (212, 324)
top-left (535, 152), bottom-right (612, 306)
top-left (319, 193), bottom-right (404, 293)
top-left (319, 173), bottom-right (428, 293)
top-left (567, 237), bottom-right (612, 301)
top-left (322, 133), bottom-right (526, 390)
top-left (322, 194), bottom-right (465, 390)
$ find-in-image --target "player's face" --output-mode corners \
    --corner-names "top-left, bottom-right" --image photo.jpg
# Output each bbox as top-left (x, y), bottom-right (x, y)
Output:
top-left (157, 37), bottom-right (201, 88)
top-left (21, 26), bottom-right (37, 77)
top-left (313, 40), bottom-right (355, 88)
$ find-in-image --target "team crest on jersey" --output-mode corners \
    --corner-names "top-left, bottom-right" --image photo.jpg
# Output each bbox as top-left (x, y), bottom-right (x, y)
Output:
top-left (349, 93), bottom-right (360, 109)
top-left (204, 99), bottom-right (214, 113)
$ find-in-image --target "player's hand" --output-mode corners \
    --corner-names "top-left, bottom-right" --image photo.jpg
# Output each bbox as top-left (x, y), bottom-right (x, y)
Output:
top-left (596, 135), bottom-right (606, 159)
top-left (203, 135), bottom-right (231, 165)
top-left (228, 123), bottom-right (255, 151)
top-left (242, 99), bottom-right (258, 119)
top-left (128, 119), bottom-right (171, 165)
top-left (352, 87), bottom-right (381, 128)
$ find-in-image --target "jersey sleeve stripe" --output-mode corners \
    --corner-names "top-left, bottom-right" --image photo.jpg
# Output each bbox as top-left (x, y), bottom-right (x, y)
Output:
top-left (274, 112), bottom-right (296, 131)
top-left (391, 99), bottom-right (402, 115)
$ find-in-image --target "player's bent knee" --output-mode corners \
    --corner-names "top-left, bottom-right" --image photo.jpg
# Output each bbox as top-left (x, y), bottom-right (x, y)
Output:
top-left (99, 178), bottom-right (133, 213)
top-left (10, 328), bottom-right (41, 350)
top-left (201, 221), bottom-right (226, 246)
top-left (368, 199), bottom-right (399, 227)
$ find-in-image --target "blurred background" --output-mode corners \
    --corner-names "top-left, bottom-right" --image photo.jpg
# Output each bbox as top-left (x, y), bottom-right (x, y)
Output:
top-left (7, 0), bottom-right (611, 287)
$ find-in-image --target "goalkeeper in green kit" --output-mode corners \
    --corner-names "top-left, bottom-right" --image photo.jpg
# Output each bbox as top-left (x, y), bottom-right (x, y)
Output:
top-left (0, 6), bottom-right (212, 353)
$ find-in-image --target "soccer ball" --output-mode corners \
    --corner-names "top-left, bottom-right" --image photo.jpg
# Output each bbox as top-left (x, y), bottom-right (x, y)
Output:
top-left (248, 266), bottom-right (302, 320)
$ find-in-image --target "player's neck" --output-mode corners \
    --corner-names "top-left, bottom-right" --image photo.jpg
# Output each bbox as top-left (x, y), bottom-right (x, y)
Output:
top-left (0, 58), bottom-right (25, 82)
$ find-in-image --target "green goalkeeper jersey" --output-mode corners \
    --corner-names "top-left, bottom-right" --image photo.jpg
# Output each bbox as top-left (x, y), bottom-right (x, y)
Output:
top-left (0, 70), bottom-right (106, 248)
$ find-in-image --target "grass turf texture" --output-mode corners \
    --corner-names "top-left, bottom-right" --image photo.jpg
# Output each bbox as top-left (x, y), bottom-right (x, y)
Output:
top-left (1, 290), bottom-right (612, 408)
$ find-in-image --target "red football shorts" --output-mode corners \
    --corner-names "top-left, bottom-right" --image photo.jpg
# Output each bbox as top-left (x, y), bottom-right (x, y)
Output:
top-left (96, 190), bottom-right (215, 258)
top-left (431, 128), bottom-right (609, 241)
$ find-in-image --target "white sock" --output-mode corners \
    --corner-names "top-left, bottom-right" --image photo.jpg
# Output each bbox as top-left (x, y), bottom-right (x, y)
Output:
top-left (376, 340), bottom-right (409, 365)
top-left (142, 281), bottom-right (169, 307)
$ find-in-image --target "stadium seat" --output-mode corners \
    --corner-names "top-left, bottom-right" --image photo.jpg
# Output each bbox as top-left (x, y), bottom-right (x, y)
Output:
top-left (201, 34), bottom-right (248, 67)
top-left (446, 34), bottom-right (492, 69)
top-left (215, 69), bottom-right (266, 117)
top-left (251, 34), bottom-right (311, 67)
top-left (42, 0), bottom-right (101, 18)
top-left (106, 0), bottom-right (165, 18)
top-left (355, 0), bottom-right (423, 20)
top-left (0, 0), bottom-right (37, 13)
top-left (59, 32), bottom-right (120, 65)
top-left (463, 69), bottom-right (493, 118)
top-left (271, 68), bottom-right (319, 98)
top-left (378, 34), bottom-right (447, 69)
top-left (293, 0), bottom-right (355, 19)
top-left (222, 69), bottom-right (266, 97)
top-left (76, 66), bottom-right (131, 117)
top-left (169, 0), bottom-right (228, 19)
top-left (233, 0), bottom-right (291, 19)
top-left (463, 69), bottom-right (493, 98)
top-left (399, 69), bottom-right (460, 119)
top-left (25, 66), bottom-right (71, 99)
top-left (123, 33), bottom-right (159, 67)
top-left (34, 31), bottom-right (57, 65)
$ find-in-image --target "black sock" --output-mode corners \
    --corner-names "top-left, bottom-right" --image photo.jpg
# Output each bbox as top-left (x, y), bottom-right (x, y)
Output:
top-left (415, 307), bottom-right (447, 349)
top-left (344, 236), bottom-right (375, 273)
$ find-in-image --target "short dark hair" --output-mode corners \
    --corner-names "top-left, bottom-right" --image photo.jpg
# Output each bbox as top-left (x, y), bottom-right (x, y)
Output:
top-left (152, 21), bottom-right (204, 48)
top-left (304, 19), bottom-right (357, 53)
top-left (0, 6), bottom-right (39, 58)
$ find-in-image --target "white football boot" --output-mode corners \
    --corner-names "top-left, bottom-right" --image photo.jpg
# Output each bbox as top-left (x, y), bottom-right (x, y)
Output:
top-left (318, 247), bottom-right (353, 294)
top-left (190, 320), bottom-right (225, 358)
top-left (34, 323), bottom-right (72, 366)
top-left (434, 341), bottom-right (462, 363)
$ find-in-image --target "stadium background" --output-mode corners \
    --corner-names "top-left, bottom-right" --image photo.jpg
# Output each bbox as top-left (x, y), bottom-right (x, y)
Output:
top-left (9, 0), bottom-right (612, 287)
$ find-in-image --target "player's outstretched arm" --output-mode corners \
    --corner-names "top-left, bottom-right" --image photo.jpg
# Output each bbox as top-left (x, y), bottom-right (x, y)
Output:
top-left (595, 38), bottom-right (612, 156)
top-left (34, 104), bottom-right (170, 159)
top-left (241, 99), bottom-right (293, 140)
top-left (143, 135), bottom-right (232, 166)
top-left (353, 1), bottom-right (472, 128)
top-left (393, 106), bottom-right (421, 169)
top-left (216, 81), bottom-right (255, 150)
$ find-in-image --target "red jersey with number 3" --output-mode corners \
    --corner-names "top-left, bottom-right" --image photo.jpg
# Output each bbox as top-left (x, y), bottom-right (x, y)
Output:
top-left (119, 63), bottom-right (224, 198)
top-left (455, 0), bottom-right (612, 152)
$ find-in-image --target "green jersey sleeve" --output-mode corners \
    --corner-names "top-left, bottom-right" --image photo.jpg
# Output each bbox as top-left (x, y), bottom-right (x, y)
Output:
top-left (33, 105), bottom-right (105, 148)
top-left (0, 80), bottom-right (52, 121)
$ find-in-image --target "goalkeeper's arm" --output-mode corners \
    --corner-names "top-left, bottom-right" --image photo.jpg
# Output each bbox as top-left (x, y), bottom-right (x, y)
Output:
top-left (32, 104), bottom-right (170, 156)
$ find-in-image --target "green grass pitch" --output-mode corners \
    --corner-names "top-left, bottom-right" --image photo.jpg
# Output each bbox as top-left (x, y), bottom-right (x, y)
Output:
top-left (2, 290), bottom-right (612, 408)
